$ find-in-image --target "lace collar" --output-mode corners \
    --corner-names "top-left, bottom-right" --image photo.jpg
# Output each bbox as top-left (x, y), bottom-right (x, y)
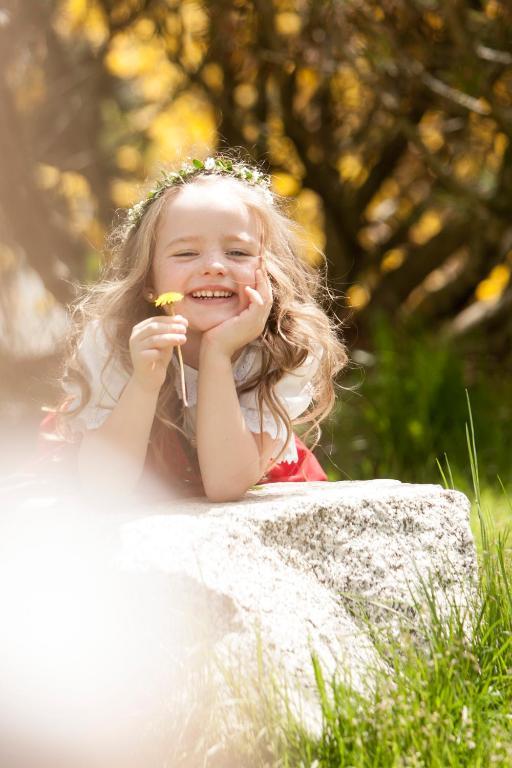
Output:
top-left (170, 342), bottom-right (260, 406)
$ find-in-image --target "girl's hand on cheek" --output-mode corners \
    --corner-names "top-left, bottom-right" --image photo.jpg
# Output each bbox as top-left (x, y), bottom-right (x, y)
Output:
top-left (129, 315), bottom-right (188, 392)
top-left (201, 267), bottom-right (273, 358)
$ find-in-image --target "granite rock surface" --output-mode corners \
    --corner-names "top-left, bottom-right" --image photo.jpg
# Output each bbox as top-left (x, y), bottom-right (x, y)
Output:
top-left (0, 479), bottom-right (478, 765)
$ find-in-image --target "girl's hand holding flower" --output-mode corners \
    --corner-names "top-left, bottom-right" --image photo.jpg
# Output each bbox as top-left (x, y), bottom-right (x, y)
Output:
top-left (129, 314), bottom-right (188, 392)
top-left (201, 265), bottom-right (273, 358)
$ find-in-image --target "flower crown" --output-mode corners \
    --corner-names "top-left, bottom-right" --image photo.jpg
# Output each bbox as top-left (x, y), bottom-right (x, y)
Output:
top-left (125, 156), bottom-right (273, 233)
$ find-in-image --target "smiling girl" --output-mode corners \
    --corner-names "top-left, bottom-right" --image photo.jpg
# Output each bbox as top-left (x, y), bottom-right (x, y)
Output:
top-left (42, 153), bottom-right (348, 502)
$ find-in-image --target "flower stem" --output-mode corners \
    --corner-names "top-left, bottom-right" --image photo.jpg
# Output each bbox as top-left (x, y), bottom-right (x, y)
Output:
top-left (170, 306), bottom-right (188, 407)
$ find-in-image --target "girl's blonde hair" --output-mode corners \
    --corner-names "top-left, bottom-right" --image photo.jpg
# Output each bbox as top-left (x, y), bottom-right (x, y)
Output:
top-left (58, 152), bottom-right (349, 485)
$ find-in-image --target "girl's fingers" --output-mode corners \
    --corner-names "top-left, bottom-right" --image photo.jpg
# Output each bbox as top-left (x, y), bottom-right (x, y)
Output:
top-left (135, 322), bottom-right (187, 341)
top-left (140, 333), bottom-right (186, 349)
top-left (256, 267), bottom-right (272, 302)
top-left (245, 285), bottom-right (264, 306)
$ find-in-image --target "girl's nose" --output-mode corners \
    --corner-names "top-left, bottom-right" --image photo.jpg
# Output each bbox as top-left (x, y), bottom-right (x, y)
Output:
top-left (201, 251), bottom-right (227, 273)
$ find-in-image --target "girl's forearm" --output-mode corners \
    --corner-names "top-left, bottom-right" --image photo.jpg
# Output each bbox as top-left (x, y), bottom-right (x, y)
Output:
top-left (196, 343), bottom-right (262, 502)
top-left (77, 376), bottom-right (159, 495)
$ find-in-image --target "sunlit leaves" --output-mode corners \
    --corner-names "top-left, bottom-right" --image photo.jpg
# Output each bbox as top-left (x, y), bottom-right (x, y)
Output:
top-left (111, 179), bottom-right (140, 208)
top-left (116, 145), bottom-right (141, 173)
top-left (419, 112), bottom-right (445, 153)
top-left (293, 189), bottom-right (326, 267)
top-left (409, 211), bottom-right (443, 246)
top-left (234, 84), bottom-right (258, 109)
top-left (381, 248), bottom-right (406, 273)
top-left (201, 62), bottom-right (224, 92)
top-left (475, 264), bottom-right (510, 302)
top-left (337, 154), bottom-right (368, 186)
top-left (275, 12), bottom-right (302, 36)
top-left (54, 0), bottom-right (108, 49)
top-left (346, 283), bottom-right (371, 310)
top-left (145, 93), bottom-right (216, 169)
top-left (36, 164), bottom-right (60, 191)
top-left (272, 173), bottom-right (300, 197)
top-left (36, 164), bottom-right (97, 238)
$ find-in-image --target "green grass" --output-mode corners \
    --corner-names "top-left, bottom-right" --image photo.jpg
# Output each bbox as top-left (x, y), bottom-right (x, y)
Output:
top-left (327, 317), bottom-right (512, 494)
top-left (198, 395), bottom-right (512, 767)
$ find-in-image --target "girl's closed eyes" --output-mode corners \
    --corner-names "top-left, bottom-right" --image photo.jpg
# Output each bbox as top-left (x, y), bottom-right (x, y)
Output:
top-left (172, 250), bottom-right (255, 258)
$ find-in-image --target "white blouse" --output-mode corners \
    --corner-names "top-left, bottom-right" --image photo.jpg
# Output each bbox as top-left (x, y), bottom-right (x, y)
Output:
top-left (63, 320), bottom-right (323, 464)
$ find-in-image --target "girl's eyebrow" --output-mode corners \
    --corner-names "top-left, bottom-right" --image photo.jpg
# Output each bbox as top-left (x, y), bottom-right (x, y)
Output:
top-left (165, 235), bottom-right (257, 248)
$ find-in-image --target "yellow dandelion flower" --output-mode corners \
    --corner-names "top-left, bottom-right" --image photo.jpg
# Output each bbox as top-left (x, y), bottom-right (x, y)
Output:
top-left (154, 291), bottom-right (184, 306)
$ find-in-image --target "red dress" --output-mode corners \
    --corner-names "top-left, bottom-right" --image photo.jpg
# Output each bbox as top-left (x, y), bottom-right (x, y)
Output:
top-left (38, 411), bottom-right (327, 499)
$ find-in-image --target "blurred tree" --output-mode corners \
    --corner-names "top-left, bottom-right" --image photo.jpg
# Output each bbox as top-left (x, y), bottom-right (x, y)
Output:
top-left (2, 0), bottom-right (512, 375)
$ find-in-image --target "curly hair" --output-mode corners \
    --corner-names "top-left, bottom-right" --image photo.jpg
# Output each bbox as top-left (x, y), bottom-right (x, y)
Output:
top-left (56, 151), bottom-right (349, 486)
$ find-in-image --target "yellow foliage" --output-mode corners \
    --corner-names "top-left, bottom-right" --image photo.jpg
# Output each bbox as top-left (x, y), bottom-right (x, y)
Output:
top-left (493, 75), bottom-right (512, 106)
top-left (84, 219), bottom-right (105, 251)
top-left (475, 264), bottom-right (510, 301)
top-left (131, 105), bottom-right (158, 132)
top-left (165, 13), bottom-right (181, 36)
top-left (475, 98), bottom-right (491, 115)
top-left (275, 12), bottom-right (302, 35)
top-left (60, 172), bottom-right (95, 232)
top-left (267, 128), bottom-right (305, 179)
top-left (111, 179), bottom-right (140, 208)
top-left (294, 68), bottom-right (320, 112)
top-left (243, 123), bottom-right (260, 143)
top-left (424, 12), bottom-right (444, 29)
top-left (146, 94), bottom-right (216, 168)
top-left (337, 154), bottom-right (368, 186)
top-left (133, 18), bottom-right (155, 40)
top-left (234, 84), bottom-right (258, 109)
top-left (116, 145), bottom-right (141, 173)
top-left (485, 1), bottom-right (502, 19)
top-left (60, 171), bottom-right (90, 199)
top-left (296, 68), bottom-right (320, 91)
top-left (201, 63), bottom-right (224, 92)
top-left (453, 155), bottom-right (479, 182)
top-left (54, 0), bottom-right (108, 48)
top-left (409, 210), bottom-right (443, 245)
top-left (272, 173), bottom-right (300, 197)
top-left (419, 112), bottom-right (445, 153)
top-left (106, 31), bottom-right (165, 79)
top-left (346, 284), bottom-right (370, 310)
top-left (470, 114), bottom-right (497, 146)
top-left (494, 132), bottom-right (509, 158)
top-left (140, 63), bottom-right (184, 101)
top-left (331, 67), bottom-right (363, 110)
top-left (181, 38), bottom-right (206, 71)
top-left (381, 248), bottom-right (406, 273)
top-left (357, 228), bottom-right (375, 251)
top-left (294, 189), bottom-right (326, 266)
top-left (181, 0), bottom-right (208, 37)
top-left (37, 164), bottom-right (60, 190)
top-left (366, 178), bottom-right (400, 222)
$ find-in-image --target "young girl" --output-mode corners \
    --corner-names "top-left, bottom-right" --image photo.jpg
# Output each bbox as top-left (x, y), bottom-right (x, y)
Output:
top-left (41, 153), bottom-right (348, 502)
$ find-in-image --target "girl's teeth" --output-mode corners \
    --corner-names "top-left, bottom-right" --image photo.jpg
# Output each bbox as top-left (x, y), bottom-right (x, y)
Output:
top-left (191, 293), bottom-right (233, 298)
